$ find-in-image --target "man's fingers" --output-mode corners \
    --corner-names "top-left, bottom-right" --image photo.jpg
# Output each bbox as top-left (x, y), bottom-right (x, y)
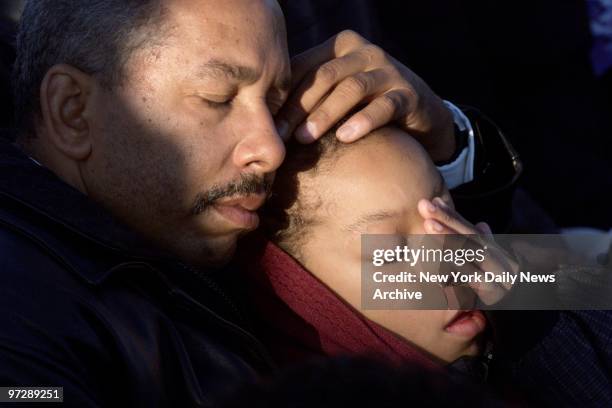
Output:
top-left (295, 52), bottom-right (371, 107)
top-left (289, 38), bottom-right (338, 90)
top-left (282, 30), bottom-right (454, 156)
top-left (293, 69), bottom-right (394, 143)
top-left (336, 89), bottom-right (411, 143)
top-left (290, 30), bottom-right (368, 87)
top-left (279, 52), bottom-right (372, 142)
top-left (277, 31), bottom-right (389, 142)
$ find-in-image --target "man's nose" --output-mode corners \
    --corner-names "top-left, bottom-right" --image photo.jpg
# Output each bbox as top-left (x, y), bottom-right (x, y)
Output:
top-left (232, 109), bottom-right (286, 174)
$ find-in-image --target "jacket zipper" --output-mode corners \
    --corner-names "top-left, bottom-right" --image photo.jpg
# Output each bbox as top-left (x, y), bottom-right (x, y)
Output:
top-left (115, 261), bottom-right (276, 372)
top-left (180, 263), bottom-right (248, 327)
top-left (174, 262), bottom-right (277, 371)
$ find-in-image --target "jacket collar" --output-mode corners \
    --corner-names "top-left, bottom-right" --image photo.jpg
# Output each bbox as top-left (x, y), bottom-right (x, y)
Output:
top-left (0, 137), bottom-right (171, 283)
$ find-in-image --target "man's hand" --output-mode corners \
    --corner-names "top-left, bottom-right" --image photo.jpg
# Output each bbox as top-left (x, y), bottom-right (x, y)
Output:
top-left (276, 30), bottom-right (456, 162)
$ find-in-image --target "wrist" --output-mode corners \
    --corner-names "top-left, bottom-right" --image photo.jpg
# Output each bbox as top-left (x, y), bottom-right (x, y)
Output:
top-left (435, 123), bottom-right (469, 166)
top-left (426, 99), bottom-right (456, 163)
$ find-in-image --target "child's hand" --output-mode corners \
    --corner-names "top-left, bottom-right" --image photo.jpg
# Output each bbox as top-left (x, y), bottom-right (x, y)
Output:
top-left (417, 197), bottom-right (518, 306)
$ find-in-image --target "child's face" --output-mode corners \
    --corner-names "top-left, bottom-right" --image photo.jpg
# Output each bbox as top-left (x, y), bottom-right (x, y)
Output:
top-left (297, 127), bottom-right (486, 363)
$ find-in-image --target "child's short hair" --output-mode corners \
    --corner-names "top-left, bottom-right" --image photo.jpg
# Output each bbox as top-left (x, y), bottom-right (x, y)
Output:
top-left (261, 126), bottom-right (369, 260)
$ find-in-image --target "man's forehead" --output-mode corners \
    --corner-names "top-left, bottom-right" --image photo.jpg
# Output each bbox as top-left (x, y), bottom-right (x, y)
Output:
top-left (163, 0), bottom-right (289, 83)
top-left (165, 0), bottom-right (284, 38)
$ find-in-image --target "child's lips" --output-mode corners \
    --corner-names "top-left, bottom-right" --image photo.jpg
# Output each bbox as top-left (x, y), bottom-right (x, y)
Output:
top-left (444, 310), bottom-right (487, 338)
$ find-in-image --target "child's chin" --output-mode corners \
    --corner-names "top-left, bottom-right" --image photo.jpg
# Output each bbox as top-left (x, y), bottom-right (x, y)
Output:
top-left (443, 340), bottom-right (483, 363)
top-left (461, 338), bottom-right (485, 359)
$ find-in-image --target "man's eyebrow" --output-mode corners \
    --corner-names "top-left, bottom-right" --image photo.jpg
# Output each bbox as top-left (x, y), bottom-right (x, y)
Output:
top-left (197, 59), bottom-right (260, 83)
top-left (197, 59), bottom-right (291, 91)
top-left (345, 210), bottom-right (402, 233)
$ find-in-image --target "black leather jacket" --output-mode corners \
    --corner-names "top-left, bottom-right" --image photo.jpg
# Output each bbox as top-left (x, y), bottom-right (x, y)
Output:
top-left (0, 137), bottom-right (274, 407)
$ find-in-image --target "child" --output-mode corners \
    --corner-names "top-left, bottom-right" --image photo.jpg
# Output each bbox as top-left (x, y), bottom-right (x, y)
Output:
top-left (243, 126), bottom-right (489, 371)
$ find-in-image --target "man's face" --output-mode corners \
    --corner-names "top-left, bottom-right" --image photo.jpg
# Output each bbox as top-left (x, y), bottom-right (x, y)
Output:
top-left (83, 0), bottom-right (291, 267)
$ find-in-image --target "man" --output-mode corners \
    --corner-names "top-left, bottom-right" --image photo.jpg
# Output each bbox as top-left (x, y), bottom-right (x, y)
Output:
top-left (1, 0), bottom-right (514, 406)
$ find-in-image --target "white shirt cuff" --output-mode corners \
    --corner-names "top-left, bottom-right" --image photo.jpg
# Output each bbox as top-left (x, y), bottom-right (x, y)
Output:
top-left (437, 101), bottom-right (475, 189)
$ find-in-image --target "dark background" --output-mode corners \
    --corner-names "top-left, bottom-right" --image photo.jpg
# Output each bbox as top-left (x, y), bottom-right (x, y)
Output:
top-left (282, 0), bottom-right (612, 230)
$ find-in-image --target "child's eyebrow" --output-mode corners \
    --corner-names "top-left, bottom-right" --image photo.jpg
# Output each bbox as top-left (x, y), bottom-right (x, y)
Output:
top-left (344, 174), bottom-right (446, 234)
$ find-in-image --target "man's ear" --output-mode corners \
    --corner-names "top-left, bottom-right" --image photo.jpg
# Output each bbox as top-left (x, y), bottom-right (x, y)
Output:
top-left (39, 64), bottom-right (95, 160)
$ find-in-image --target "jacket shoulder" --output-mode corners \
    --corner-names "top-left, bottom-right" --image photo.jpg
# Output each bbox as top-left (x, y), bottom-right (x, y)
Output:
top-left (0, 224), bottom-right (124, 402)
top-left (0, 217), bottom-right (82, 288)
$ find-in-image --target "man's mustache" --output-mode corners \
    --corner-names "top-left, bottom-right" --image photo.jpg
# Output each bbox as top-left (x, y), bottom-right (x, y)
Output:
top-left (192, 173), bottom-right (273, 215)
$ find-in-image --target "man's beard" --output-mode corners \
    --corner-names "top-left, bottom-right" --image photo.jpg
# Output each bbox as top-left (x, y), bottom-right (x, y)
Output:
top-left (191, 173), bottom-right (273, 216)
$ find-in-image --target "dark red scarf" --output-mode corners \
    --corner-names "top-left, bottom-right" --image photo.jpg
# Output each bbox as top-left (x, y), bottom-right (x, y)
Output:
top-left (242, 238), bottom-right (443, 373)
